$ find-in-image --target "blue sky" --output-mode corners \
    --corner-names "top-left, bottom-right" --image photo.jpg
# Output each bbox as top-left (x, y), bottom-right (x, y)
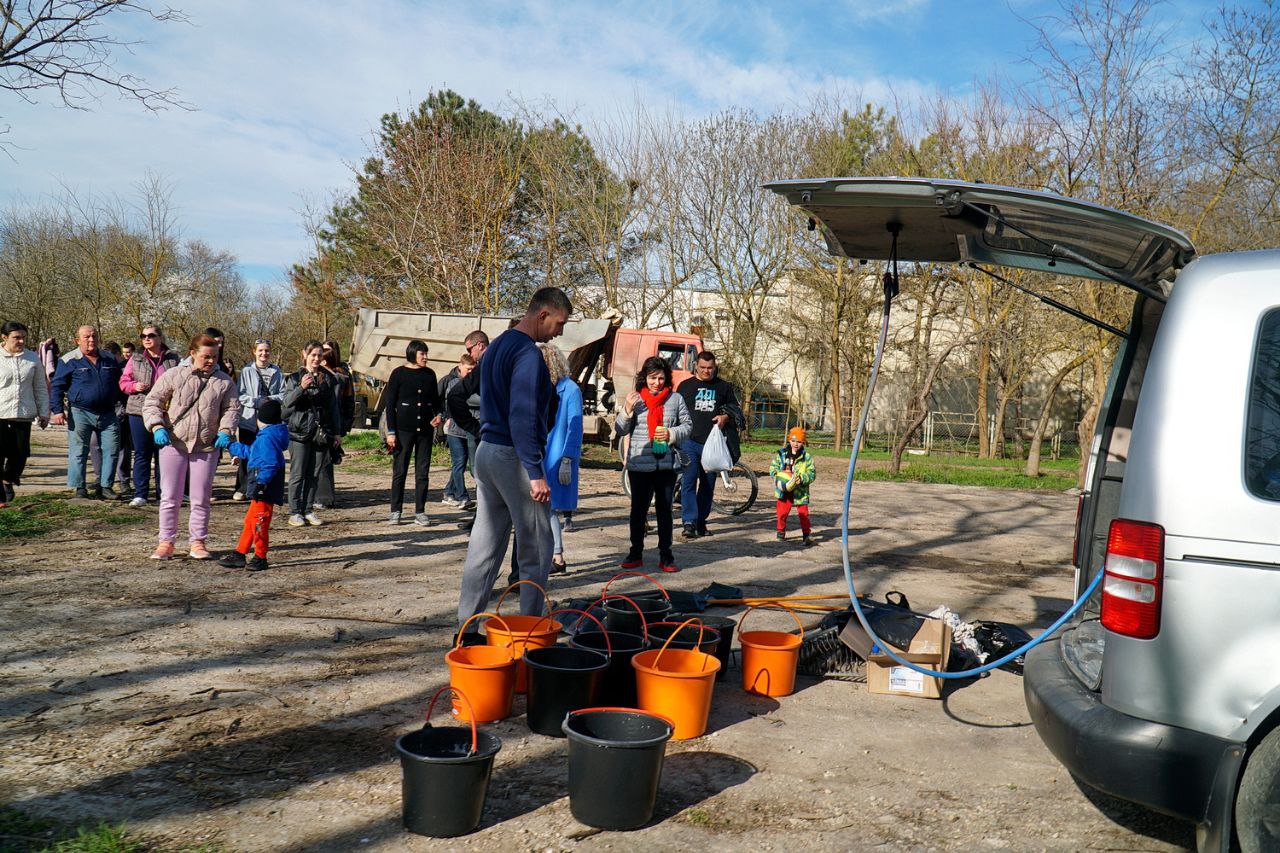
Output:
top-left (0, 0), bottom-right (1213, 288)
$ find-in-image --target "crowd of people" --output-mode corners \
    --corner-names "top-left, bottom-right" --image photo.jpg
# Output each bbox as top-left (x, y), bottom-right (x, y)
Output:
top-left (0, 287), bottom-right (817, 627)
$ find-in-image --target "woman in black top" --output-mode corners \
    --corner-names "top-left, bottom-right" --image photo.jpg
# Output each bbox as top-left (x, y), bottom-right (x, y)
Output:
top-left (384, 339), bottom-right (441, 525)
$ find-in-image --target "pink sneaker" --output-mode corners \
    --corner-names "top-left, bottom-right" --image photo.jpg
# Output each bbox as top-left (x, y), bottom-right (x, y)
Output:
top-left (150, 542), bottom-right (175, 561)
top-left (188, 540), bottom-right (211, 560)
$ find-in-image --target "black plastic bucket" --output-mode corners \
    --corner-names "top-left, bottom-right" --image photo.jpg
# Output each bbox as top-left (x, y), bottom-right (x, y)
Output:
top-left (570, 630), bottom-right (646, 707)
top-left (563, 708), bottom-right (674, 830)
top-left (524, 645), bottom-right (609, 737)
top-left (647, 621), bottom-right (720, 655)
top-left (672, 613), bottom-right (736, 681)
top-left (604, 595), bottom-right (670, 636)
top-left (395, 723), bottom-right (502, 837)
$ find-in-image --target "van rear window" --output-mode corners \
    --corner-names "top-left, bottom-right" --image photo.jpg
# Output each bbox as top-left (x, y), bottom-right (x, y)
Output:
top-left (1245, 309), bottom-right (1280, 500)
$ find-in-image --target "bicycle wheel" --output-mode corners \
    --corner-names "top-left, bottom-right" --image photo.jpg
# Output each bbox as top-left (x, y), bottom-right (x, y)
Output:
top-left (711, 462), bottom-right (758, 516)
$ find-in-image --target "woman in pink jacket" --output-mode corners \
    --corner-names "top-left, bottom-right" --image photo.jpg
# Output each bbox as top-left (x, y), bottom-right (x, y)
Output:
top-left (142, 333), bottom-right (240, 560)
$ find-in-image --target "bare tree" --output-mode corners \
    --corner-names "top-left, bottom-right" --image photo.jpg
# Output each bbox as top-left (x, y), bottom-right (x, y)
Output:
top-left (0, 0), bottom-right (189, 141)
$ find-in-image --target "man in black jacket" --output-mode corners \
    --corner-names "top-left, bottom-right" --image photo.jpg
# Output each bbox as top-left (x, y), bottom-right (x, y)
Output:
top-left (446, 329), bottom-right (489, 477)
top-left (675, 350), bottom-right (745, 538)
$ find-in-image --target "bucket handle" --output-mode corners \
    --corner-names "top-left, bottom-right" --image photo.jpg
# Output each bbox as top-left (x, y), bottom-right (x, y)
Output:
top-left (546, 608), bottom-right (611, 659)
top-left (424, 684), bottom-right (479, 755)
top-left (455, 611), bottom-right (513, 653)
top-left (653, 617), bottom-right (715, 672)
top-left (602, 571), bottom-right (671, 600)
top-left (738, 604), bottom-right (806, 641)
top-left (494, 579), bottom-right (550, 616)
top-left (569, 706), bottom-right (677, 732)
top-left (594, 593), bottom-right (650, 643)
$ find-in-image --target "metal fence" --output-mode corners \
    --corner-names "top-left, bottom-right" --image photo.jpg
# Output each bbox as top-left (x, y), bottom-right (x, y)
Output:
top-left (746, 400), bottom-right (1081, 460)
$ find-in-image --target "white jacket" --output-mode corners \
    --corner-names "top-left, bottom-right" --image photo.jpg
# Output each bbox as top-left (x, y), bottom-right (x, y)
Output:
top-left (0, 348), bottom-right (51, 421)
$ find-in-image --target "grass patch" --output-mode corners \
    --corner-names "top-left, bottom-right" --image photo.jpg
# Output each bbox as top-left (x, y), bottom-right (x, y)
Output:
top-left (853, 461), bottom-right (1076, 490)
top-left (0, 808), bottom-right (139, 852)
top-left (342, 431), bottom-right (385, 451)
top-left (0, 808), bottom-right (221, 853)
top-left (0, 493), bottom-right (147, 540)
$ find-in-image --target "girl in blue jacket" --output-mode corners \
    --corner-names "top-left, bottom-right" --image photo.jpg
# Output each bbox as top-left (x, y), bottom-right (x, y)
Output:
top-left (541, 343), bottom-right (582, 573)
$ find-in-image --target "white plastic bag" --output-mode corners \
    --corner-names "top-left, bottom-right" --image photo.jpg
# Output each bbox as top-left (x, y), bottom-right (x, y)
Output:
top-left (701, 425), bottom-right (733, 473)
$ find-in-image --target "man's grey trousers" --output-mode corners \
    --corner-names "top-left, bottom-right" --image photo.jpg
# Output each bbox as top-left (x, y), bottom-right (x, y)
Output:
top-left (457, 442), bottom-right (552, 626)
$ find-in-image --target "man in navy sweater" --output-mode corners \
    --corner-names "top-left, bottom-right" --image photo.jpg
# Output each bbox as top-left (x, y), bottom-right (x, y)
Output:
top-left (49, 326), bottom-right (123, 499)
top-left (457, 288), bottom-right (571, 624)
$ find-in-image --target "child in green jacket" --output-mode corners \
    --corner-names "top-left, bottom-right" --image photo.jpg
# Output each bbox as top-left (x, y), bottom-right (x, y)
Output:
top-left (771, 427), bottom-right (816, 545)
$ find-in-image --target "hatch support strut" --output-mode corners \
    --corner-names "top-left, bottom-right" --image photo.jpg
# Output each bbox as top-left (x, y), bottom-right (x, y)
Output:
top-left (968, 263), bottom-right (1129, 340)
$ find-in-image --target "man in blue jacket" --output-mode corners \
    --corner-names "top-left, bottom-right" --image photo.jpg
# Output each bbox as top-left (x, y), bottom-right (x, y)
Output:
top-left (49, 326), bottom-right (123, 499)
top-left (456, 288), bottom-right (571, 625)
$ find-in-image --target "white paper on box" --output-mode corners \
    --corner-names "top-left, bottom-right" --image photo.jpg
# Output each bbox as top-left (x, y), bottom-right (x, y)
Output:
top-left (888, 666), bottom-right (925, 694)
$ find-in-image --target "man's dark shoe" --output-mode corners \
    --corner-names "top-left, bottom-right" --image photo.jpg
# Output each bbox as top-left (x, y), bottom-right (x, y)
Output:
top-left (681, 524), bottom-right (698, 539)
top-left (74, 487), bottom-right (89, 499)
top-left (246, 555), bottom-right (269, 572)
top-left (218, 551), bottom-right (247, 569)
top-left (3, 483), bottom-right (14, 503)
top-left (802, 534), bottom-right (814, 547)
top-left (87, 486), bottom-right (103, 500)
top-left (696, 525), bottom-right (710, 537)
top-left (776, 530), bottom-right (786, 541)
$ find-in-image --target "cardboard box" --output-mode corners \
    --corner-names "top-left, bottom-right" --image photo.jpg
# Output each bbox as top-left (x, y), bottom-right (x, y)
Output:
top-left (866, 618), bottom-right (952, 699)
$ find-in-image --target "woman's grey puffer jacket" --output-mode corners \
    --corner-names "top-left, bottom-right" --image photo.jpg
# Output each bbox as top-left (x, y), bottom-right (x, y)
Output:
top-left (614, 393), bottom-right (692, 472)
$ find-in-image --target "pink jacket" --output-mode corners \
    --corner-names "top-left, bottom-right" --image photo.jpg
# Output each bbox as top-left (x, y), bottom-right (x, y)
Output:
top-left (142, 365), bottom-right (239, 454)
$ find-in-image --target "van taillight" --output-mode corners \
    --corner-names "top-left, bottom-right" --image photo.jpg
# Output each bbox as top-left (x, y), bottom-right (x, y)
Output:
top-left (1071, 495), bottom-right (1084, 567)
top-left (1100, 519), bottom-right (1164, 639)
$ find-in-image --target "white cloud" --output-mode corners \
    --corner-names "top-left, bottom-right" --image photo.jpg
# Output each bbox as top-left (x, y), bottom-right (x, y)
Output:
top-left (0, 0), bottom-right (935, 282)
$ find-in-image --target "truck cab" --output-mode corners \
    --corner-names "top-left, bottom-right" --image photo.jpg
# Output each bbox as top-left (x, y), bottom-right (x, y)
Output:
top-left (767, 176), bottom-right (1280, 853)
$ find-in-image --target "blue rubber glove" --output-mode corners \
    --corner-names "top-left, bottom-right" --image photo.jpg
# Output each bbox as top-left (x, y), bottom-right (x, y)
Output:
top-left (153, 427), bottom-right (170, 447)
top-left (214, 432), bottom-right (232, 450)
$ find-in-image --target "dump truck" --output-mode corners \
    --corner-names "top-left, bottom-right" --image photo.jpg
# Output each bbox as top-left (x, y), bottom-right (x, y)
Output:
top-left (347, 306), bottom-right (704, 441)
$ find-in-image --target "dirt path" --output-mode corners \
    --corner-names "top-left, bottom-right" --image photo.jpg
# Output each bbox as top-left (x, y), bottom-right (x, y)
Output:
top-left (1, 431), bottom-right (1192, 851)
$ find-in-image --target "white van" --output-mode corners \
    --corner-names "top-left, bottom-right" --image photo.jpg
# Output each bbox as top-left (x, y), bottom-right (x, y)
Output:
top-left (765, 177), bottom-right (1278, 853)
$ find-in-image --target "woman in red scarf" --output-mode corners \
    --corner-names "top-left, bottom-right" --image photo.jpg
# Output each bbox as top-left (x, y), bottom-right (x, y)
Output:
top-left (614, 356), bottom-right (692, 572)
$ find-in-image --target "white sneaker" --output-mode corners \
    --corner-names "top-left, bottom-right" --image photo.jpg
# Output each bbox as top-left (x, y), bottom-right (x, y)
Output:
top-left (414, 513), bottom-right (429, 526)
top-left (288, 514), bottom-right (306, 527)
top-left (312, 503), bottom-right (327, 511)
top-left (232, 490), bottom-right (245, 502)
top-left (304, 512), bottom-right (324, 526)
top-left (441, 496), bottom-right (459, 507)
top-left (387, 511), bottom-right (402, 525)
top-left (129, 497), bottom-right (147, 508)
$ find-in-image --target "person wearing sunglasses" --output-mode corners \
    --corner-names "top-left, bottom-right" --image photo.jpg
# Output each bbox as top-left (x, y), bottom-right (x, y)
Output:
top-left (233, 339), bottom-right (282, 501)
top-left (119, 326), bottom-right (179, 507)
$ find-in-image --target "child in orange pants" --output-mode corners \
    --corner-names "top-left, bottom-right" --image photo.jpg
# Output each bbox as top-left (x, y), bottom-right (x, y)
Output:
top-left (770, 427), bottom-right (817, 545)
top-left (219, 400), bottom-right (289, 571)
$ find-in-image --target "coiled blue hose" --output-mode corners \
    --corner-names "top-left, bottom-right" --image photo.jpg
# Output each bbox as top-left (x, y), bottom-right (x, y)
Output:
top-left (840, 289), bottom-right (1103, 679)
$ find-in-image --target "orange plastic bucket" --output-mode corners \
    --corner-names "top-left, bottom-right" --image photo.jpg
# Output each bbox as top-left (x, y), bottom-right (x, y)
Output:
top-left (484, 581), bottom-right (561, 693)
top-left (631, 617), bottom-right (721, 740)
top-left (446, 612), bottom-right (516, 722)
top-left (738, 605), bottom-right (805, 697)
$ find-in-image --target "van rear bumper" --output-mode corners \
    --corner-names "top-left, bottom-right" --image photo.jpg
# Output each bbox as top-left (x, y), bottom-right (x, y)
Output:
top-left (1024, 638), bottom-right (1245, 851)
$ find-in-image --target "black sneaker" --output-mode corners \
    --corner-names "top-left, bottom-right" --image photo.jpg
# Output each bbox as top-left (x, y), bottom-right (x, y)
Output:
top-left (218, 551), bottom-right (247, 569)
top-left (681, 524), bottom-right (698, 539)
top-left (74, 487), bottom-right (89, 499)
top-left (802, 534), bottom-right (814, 547)
top-left (696, 525), bottom-right (710, 537)
top-left (246, 555), bottom-right (269, 572)
top-left (776, 531), bottom-right (786, 541)
top-left (4, 483), bottom-right (15, 503)
top-left (88, 486), bottom-right (103, 500)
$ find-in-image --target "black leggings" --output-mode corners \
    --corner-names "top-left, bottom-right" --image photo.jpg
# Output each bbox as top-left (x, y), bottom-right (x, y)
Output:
top-left (390, 429), bottom-right (433, 514)
top-left (628, 468), bottom-right (676, 563)
top-left (0, 419), bottom-right (32, 484)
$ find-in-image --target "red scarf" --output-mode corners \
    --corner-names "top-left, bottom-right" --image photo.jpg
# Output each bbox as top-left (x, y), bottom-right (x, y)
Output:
top-left (639, 386), bottom-right (671, 440)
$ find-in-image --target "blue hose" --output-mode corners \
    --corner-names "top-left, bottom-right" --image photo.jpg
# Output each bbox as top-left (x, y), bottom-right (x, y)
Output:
top-left (839, 289), bottom-right (1103, 679)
